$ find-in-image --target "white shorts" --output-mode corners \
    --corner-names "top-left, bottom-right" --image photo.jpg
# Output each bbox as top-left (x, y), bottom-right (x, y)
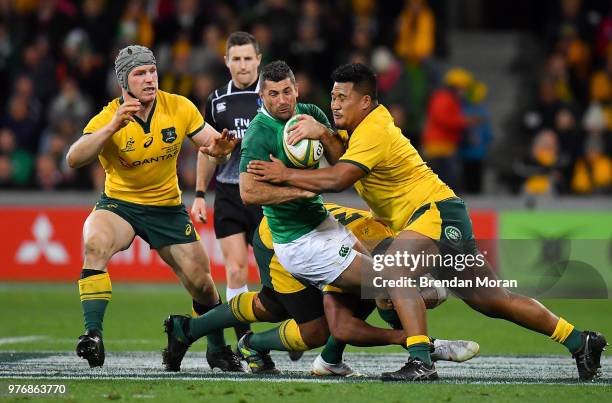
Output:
top-left (273, 215), bottom-right (358, 290)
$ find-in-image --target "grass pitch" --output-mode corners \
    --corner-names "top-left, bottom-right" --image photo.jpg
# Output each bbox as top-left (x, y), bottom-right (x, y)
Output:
top-left (0, 283), bottom-right (610, 402)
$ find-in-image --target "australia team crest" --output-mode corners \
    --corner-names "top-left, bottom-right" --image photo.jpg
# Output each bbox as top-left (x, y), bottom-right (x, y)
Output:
top-left (161, 127), bottom-right (177, 144)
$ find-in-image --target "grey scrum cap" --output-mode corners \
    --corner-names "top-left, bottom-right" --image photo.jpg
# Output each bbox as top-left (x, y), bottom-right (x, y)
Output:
top-left (114, 45), bottom-right (156, 90)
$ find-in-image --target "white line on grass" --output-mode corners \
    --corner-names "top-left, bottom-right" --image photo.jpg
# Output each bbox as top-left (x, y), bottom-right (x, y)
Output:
top-left (0, 336), bottom-right (48, 346)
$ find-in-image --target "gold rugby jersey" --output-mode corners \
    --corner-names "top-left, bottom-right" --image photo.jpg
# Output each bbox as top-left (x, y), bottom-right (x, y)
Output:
top-left (338, 105), bottom-right (455, 232)
top-left (83, 90), bottom-right (204, 205)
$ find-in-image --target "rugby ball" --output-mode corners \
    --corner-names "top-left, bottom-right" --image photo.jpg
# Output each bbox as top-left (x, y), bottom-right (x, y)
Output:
top-left (282, 115), bottom-right (324, 168)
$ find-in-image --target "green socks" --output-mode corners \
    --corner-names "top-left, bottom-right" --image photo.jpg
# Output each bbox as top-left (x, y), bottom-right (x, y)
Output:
top-left (408, 343), bottom-right (432, 365)
top-left (81, 300), bottom-right (108, 332)
top-left (191, 300), bottom-right (230, 353)
top-left (320, 336), bottom-right (346, 364)
top-left (248, 326), bottom-right (287, 352)
top-left (78, 270), bottom-right (112, 333)
top-left (563, 329), bottom-right (584, 354)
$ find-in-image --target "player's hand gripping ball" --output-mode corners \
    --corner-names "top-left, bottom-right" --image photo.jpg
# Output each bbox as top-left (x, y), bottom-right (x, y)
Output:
top-left (282, 115), bottom-right (324, 168)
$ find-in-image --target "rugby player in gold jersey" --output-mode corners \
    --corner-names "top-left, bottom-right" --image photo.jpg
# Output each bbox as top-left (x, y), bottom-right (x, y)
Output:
top-left (247, 63), bottom-right (607, 382)
top-left (66, 45), bottom-right (242, 372)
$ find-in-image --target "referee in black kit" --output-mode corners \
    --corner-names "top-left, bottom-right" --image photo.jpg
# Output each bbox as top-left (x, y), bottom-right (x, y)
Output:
top-left (191, 32), bottom-right (263, 342)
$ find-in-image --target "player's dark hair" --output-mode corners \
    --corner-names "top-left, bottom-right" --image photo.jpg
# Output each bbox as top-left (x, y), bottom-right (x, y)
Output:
top-left (331, 63), bottom-right (378, 102)
top-left (259, 60), bottom-right (296, 86)
top-left (226, 31), bottom-right (260, 54)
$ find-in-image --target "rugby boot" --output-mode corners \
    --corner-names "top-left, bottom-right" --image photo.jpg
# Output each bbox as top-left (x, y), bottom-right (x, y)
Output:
top-left (431, 339), bottom-right (480, 362)
top-left (162, 314), bottom-right (193, 372)
top-left (237, 332), bottom-right (280, 374)
top-left (288, 351), bottom-right (304, 361)
top-left (573, 331), bottom-right (608, 381)
top-left (311, 354), bottom-right (364, 377)
top-left (381, 357), bottom-right (439, 381)
top-left (76, 328), bottom-right (105, 368)
top-left (206, 345), bottom-right (245, 372)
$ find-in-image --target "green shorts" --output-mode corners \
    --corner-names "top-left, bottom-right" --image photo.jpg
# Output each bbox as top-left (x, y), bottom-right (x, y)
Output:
top-left (94, 193), bottom-right (199, 249)
top-left (406, 197), bottom-right (477, 254)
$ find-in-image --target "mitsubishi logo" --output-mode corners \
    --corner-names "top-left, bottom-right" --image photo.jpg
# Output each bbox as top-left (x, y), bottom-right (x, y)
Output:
top-left (15, 214), bottom-right (69, 264)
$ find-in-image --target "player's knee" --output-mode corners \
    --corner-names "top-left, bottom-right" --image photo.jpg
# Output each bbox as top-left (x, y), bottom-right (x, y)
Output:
top-left (226, 264), bottom-right (248, 284)
top-left (83, 232), bottom-right (114, 262)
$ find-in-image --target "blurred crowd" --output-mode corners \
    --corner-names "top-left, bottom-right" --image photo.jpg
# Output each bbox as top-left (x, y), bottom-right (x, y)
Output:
top-left (0, 0), bottom-right (609, 196)
top-left (0, 0), bottom-right (451, 192)
top-left (516, 0), bottom-right (612, 195)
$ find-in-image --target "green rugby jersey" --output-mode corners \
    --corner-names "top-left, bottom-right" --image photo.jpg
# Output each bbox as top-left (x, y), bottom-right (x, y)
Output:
top-left (239, 103), bottom-right (329, 243)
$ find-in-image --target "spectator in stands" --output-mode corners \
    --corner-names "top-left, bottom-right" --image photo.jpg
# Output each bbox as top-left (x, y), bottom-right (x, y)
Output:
top-left (589, 48), bottom-right (612, 130)
top-left (290, 20), bottom-right (330, 83)
top-left (35, 153), bottom-right (64, 190)
top-left (460, 80), bottom-right (493, 194)
top-left (371, 47), bottom-right (419, 142)
top-left (337, 20), bottom-right (373, 65)
top-left (572, 103), bottom-right (612, 193)
top-left (160, 33), bottom-right (194, 97)
top-left (22, 39), bottom-right (58, 107)
top-left (253, 0), bottom-right (297, 61)
top-left (293, 71), bottom-right (327, 110)
top-left (13, 74), bottom-right (42, 124)
top-left (81, 0), bottom-right (114, 55)
top-left (192, 73), bottom-right (216, 115)
top-left (523, 77), bottom-right (569, 138)
top-left (47, 78), bottom-right (93, 130)
top-left (0, 127), bottom-right (33, 188)
top-left (117, 0), bottom-right (154, 48)
top-left (395, 0), bottom-right (435, 65)
top-left (1, 95), bottom-right (41, 154)
top-left (251, 22), bottom-right (273, 65)
top-left (190, 25), bottom-right (227, 81)
top-left (552, 23), bottom-right (591, 106)
top-left (0, 21), bottom-right (12, 112)
top-left (514, 129), bottom-right (567, 195)
top-left (393, 0), bottom-right (435, 144)
top-left (544, 52), bottom-right (577, 104)
top-left (595, 3), bottom-right (612, 60)
top-left (0, 155), bottom-right (12, 188)
top-left (422, 68), bottom-right (479, 190)
top-left (554, 107), bottom-right (584, 190)
top-left (37, 117), bottom-right (92, 190)
top-left (158, 0), bottom-right (205, 44)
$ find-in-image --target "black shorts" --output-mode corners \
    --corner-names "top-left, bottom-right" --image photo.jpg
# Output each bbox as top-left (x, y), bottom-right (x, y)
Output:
top-left (214, 182), bottom-right (263, 244)
top-left (258, 285), bottom-right (324, 324)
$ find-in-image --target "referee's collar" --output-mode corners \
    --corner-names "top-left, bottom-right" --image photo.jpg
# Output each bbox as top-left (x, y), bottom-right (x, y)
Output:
top-left (228, 78), bottom-right (260, 94)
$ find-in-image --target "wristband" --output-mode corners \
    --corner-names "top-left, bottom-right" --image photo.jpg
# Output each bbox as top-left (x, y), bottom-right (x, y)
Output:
top-left (195, 190), bottom-right (206, 199)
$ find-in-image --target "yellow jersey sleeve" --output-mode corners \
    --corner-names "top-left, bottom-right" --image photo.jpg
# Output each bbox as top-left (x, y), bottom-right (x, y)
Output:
top-left (336, 105), bottom-right (455, 232)
top-left (338, 121), bottom-right (391, 173)
top-left (336, 130), bottom-right (350, 147)
top-left (83, 100), bottom-right (119, 134)
top-left (177, 96), bottom-right (205, 138)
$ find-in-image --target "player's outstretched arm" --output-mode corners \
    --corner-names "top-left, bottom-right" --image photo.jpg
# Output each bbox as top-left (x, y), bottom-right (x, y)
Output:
top-left (287, 115), bottom-right (346, 164)
top-left (191, 125), bottom-right (238, 163)
top-left (248, 157), bottom-right (365, 193)
top-left (66, 98), bottom-right (141, 168)
top-left (239, 172), bottom-right (315, 205)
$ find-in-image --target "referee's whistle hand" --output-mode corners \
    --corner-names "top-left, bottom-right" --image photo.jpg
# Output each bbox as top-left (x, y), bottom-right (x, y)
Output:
top-left (191, 198), bottom-right (207, 223)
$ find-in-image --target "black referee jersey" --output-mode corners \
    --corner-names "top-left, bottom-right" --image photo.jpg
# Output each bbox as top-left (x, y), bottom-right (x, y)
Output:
top-left (204, 79), bottom-right (262, 185)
